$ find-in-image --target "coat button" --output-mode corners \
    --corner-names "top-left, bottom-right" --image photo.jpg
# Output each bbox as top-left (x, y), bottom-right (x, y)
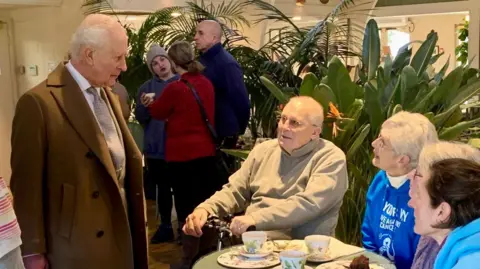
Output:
top-left (85, 151), bottom-right (95, 159)
top-left (92, 191), bottom-right (100, 199)
top-left (96, 230), bottom-right (104, 238)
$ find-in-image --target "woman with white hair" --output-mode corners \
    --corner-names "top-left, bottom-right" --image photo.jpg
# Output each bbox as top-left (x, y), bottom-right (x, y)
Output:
top-left (361, 111), bottom-right (439, 269)
top-left (408, 141), bottom-right (480, 269)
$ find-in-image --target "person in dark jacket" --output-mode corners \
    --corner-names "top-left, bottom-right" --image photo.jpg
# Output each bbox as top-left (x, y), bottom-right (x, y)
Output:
top-left (194, 20), bottom-right (250, 149)
top-left (144, 41), bottom-right (219, 269)
top-left (135, 44), bottom-right (179, 244)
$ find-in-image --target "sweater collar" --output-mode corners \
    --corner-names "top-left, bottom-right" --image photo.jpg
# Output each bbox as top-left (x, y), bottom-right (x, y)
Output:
top-left (200, 42), bottom-right (223, 60)
top-left (280, 139), bottom-right (320, 158)
top-left (154, 74), bottom-right (179, 83)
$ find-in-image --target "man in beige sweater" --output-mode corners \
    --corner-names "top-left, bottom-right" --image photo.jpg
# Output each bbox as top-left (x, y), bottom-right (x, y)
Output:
top-left (183, 96), bottom-right (348, 241)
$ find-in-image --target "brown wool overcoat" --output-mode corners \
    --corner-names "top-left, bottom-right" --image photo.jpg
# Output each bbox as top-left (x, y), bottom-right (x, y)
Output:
top-left (10, 64), bottom-right (148, 269)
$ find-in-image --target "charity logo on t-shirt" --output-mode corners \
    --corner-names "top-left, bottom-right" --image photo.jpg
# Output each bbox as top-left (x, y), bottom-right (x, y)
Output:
top-left (378, 200), bottom-right (411, 259)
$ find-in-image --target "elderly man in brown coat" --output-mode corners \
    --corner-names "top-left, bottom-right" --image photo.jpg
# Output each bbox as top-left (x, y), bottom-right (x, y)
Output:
top-left (10, 14), bottom-right (148, 269)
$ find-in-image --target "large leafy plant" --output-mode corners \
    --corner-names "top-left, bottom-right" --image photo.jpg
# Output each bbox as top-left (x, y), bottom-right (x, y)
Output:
top-left (235, 19), bottom-right (480, 245)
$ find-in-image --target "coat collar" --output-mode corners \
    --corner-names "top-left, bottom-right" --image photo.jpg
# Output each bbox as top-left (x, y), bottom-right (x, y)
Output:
top-left (200, 42), bottom-right (223, 60)
top-left (47, 63), bottom-right (119, 182)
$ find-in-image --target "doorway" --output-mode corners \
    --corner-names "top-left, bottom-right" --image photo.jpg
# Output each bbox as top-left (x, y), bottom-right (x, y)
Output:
top-left (0, 19), bottom-right (16, 183)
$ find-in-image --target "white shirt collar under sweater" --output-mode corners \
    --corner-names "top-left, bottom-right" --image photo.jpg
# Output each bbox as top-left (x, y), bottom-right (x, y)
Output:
top-left (386, 173), bottom-right (409, 189)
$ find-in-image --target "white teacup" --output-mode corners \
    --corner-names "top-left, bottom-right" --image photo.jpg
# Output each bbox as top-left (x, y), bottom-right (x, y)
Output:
top-left (304, 235), bottom-right (330, 259)
top-left (242, 231), bottom-right (267, 254)
top-left (279, 250), bottom-right (307, 269)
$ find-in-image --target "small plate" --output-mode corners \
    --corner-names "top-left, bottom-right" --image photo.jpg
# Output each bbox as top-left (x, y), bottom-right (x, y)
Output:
top-left (307, 251), bottom-right (333, 263)
top-left (315, 260), bottom-right (386, 269)
top-left (238, 246), bottom-right (273, 259)
top-left (273, 266), bottom-right (314, 269)
top-left (217, 251), bottom-right (280, 269)
top-left (266, 240), bottom-right (306, 252)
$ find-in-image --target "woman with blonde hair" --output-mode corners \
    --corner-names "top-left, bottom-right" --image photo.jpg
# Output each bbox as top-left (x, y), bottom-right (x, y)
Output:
top-left (408, 141), bottom-right (480, 269)
top-left (146, 41), bottom-right (218, 269)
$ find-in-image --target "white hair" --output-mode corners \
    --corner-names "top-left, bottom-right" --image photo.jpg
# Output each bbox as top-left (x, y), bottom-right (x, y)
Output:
top-left (69, 26), bottom-right (109, 60)
top-left (418, 141), bottom-right (480, 173)
top-left (381, 111), bottom-right (439, 168)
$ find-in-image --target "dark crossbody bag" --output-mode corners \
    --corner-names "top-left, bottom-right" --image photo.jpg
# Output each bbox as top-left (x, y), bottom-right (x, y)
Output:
top-left (181, 79), bottom-right (230, 185)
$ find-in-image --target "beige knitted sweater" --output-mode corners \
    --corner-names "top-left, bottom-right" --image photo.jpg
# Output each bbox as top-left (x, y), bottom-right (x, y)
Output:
top-left (197, 138), bottom-right (348, 239)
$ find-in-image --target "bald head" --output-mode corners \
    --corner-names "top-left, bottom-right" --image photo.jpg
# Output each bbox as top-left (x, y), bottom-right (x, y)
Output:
top-left (194, 20), bottom-right (223, 52)
top-left (278, 96), bottom-right (324, 153)
top-left (286, 96), bottom-right (324, 127)
top-left (70, 14), bottom-right (125, 60)
top-left (68, 14), bottom-right (128, 88)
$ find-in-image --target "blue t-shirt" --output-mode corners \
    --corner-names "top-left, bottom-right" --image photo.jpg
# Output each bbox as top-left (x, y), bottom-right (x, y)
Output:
top-left (361, 170), bottom-right (420, 269)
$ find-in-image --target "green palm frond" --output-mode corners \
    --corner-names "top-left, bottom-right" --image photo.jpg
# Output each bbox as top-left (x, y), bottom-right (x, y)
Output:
top-left (82, 0), bottom-right (115, 15)
top-left (245, 0), bottom-right (300, 33)
top-left (188, 0), bottom-right (251, 30)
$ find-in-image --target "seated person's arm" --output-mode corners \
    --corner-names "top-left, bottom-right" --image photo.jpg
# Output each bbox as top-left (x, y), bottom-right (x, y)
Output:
top-left (248, 149), bottom-right (348, 231)
top-left (361, 182), bottom-right (378, 252)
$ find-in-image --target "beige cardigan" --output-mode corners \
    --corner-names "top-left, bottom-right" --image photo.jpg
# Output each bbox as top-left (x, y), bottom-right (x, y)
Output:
top-left (197, 138), bottom-right (348, 239)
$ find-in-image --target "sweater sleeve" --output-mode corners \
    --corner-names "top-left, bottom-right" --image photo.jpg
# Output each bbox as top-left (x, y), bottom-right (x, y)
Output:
top-left (196, 144), bottom-right (263, 217)
top-left (452, 253), bottom-right (480, 269)
top-left (361, 176), bottom-right (378, 252)
top-left (148, 83), bottom-right (175, 121)
top-left (134, 84), bottom-right (151, 125)
top-left (249, 148), bottom-right (348, 230)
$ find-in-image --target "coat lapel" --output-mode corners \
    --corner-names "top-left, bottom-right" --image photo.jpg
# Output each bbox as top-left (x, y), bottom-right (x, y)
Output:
top-left (47, 64), bottom-right (118, 183)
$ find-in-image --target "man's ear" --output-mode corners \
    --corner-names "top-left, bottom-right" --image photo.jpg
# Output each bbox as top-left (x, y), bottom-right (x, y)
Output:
top-left (311, 125), bottom-right (322, 139)
top-left (84, 47), bottom-right (95, 66)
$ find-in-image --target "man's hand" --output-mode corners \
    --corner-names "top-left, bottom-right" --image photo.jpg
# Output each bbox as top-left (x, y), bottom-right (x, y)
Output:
top-left (230, 215), bottom-right (256, 236)
top-left (183, 208), bottom-right (209, 237)
top-left (23, 254), bottom-right (48, 269)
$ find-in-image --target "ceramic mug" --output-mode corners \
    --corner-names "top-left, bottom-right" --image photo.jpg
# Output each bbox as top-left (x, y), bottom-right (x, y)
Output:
top-left (279, 250), bottom-right (308, 269)
top-left (241, 231), bottom-right (267, 253)
top-left (304, 235), bottom-right (330, 259)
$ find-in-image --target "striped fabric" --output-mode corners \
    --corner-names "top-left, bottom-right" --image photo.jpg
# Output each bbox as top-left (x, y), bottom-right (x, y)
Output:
top-left (0, 177), bottom-right (22, 258)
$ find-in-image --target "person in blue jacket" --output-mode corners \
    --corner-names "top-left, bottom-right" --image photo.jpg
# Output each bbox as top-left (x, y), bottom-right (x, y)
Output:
top-left (407, 141), bottom-right (480, 269)
top-left (135, 44), bottom-right (179, 243)
top-left (361, 111), bottom-right (438, 269)
top-left (193, 20), bottom-right (250, 151)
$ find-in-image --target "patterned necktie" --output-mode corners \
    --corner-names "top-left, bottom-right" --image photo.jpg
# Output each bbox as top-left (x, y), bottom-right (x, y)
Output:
top-left (87, 87), bottom-right (125, 174)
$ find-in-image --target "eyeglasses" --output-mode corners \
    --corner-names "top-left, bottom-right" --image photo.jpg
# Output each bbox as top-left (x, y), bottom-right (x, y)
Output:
top-left (279, 115), bottom-right (306, 129)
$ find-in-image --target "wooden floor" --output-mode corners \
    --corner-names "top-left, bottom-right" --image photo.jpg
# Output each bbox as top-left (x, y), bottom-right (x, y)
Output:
top-left (147, 200), bottom-right (182, 269)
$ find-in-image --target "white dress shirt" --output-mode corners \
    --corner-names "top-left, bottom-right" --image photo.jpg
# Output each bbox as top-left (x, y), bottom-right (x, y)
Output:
top-left (65, 61), bottom-right (101, 116)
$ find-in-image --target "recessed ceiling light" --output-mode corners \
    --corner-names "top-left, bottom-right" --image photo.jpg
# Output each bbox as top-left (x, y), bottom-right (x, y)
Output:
top-left (292, 16), bottom-right (302, 21)
top-left (171, 12), bottom-right (182, 17)
top-left (296, 0), bottom-right (305, 6)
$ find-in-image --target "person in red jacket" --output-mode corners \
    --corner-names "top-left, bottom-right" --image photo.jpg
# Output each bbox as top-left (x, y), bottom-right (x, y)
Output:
top-left (143, 40), bottom-right (218, 268)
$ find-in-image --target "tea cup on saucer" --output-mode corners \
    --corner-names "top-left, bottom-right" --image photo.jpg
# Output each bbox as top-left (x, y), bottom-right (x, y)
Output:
top-left (242, 231), bottom-right (267, 254)
top-left (304, 235), bottom-right (330, 260)
top-left (279, 250), bottom-right (308, 269)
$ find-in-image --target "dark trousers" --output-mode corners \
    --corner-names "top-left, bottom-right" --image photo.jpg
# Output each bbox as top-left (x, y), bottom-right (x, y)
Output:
top-left (218, 135), bottom-right (239, 176)
top-left (168, 156), bottom-right (220, 222)
top-left (146, 158), bottom-right (173, 226)
top-left (168, 156), bottom-right (222, 269)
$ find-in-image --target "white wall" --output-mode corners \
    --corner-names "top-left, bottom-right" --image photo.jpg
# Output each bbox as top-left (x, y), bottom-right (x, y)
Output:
top-left (409, 14), bottom-right (466, 73)
top-left (0, 17), bottom-right (15, 183)
top-left (8, 0), bottom-right (84, 95)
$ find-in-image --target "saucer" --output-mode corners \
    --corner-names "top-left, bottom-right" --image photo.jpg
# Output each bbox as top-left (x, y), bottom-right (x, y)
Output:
top-left (238, 246), bottom-right (273, 258)
top-left (272, 265), bottom-right (313, 269)
top-left (307, 252), bottom-right (333, 263)
top-left (218, 251), bottom-right (280, 269)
